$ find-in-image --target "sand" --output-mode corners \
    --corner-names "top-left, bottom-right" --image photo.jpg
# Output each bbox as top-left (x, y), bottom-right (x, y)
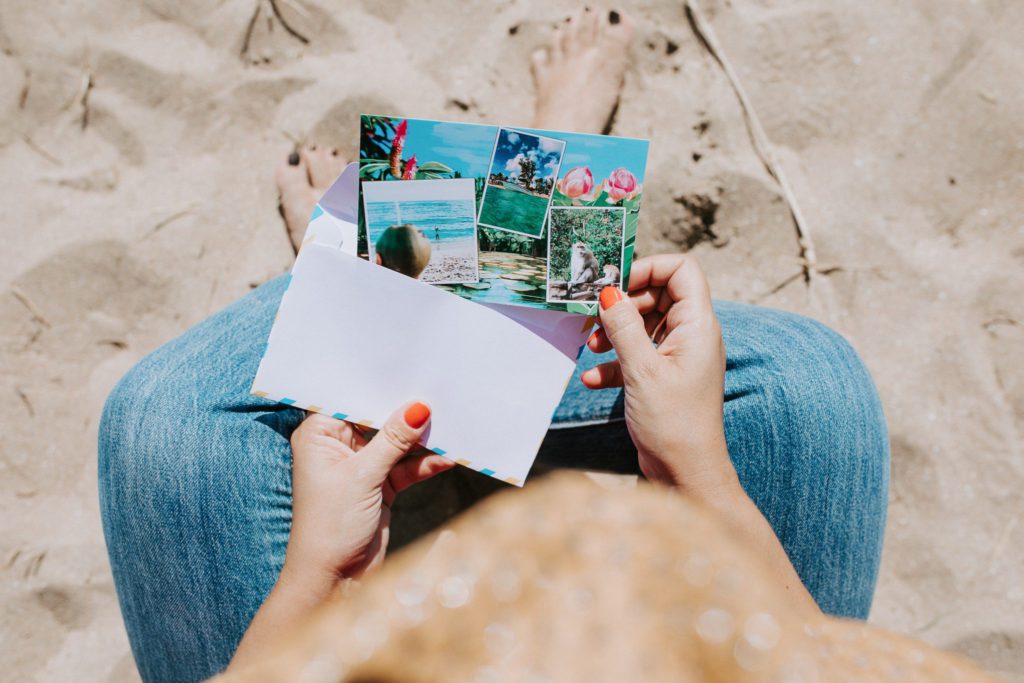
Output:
top-left (1, 0), bottom-right (1022, 680)
top-left (419, 236), bottom-right (479, 284)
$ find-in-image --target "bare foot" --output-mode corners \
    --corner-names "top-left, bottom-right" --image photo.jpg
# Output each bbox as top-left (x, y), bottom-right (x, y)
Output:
top-left (530, 8), bottom-right (634, 134)
top-left (275, 146), bottom-right (348, 253)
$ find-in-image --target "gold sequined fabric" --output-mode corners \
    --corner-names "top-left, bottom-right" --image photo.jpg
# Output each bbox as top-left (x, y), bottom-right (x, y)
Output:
top-left (219, 473), bottom-right (1000, 683)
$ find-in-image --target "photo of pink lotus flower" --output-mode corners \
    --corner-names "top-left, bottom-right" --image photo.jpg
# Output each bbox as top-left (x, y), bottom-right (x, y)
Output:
top-left (603, 167), bottom-right (639, 202)
top-left (557, 166), bottom-right (595, 199)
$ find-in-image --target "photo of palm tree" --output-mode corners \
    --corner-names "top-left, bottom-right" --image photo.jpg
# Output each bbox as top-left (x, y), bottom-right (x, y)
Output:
top-left (477, 128), bottom-right (565, 238)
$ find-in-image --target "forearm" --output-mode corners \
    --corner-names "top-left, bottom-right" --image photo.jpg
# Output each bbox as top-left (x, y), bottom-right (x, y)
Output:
top-left (679, 470), bottom-right (821, 618)
top-left (227, 564), bottom-right (339, 672)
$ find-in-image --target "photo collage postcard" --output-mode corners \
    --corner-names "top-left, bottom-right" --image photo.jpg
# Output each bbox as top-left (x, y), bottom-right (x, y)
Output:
top-left (358, 115), bottom-right (649, 312)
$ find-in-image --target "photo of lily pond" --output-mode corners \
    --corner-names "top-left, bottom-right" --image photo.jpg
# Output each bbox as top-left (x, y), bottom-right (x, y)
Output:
top-left (362, 178), bottom-right (479, 285)
top-left (547, 207), bottom-right (625, 303)
top-left (437, 226), bottom-right (548, 307)
top-left (478, 128), bottom-right (565, 238)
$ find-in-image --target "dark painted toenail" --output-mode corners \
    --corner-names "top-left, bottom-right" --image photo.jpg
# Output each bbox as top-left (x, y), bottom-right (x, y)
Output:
top-left (609, 10), bottom-right (621, 24)
top-left (585, 6), bottom-right (591, 11)
top-left (288, 152), bottom-right (300, 166)
top-left (331, 149), bottom-right (338, 156)
top-left (564, 16), bottom-right (570, 22)
top-left (310, 144), bottom-right (317, 151)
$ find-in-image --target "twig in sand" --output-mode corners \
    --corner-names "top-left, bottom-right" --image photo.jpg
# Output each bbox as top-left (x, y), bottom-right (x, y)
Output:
top-left (982, 316), bottom-right (1018, 333)
top-left (73, 72), bottom-right (94, 130)
top-left (753, 264), bottom-right (847, 304)
top-left (268, 0), bottom-right (310, 44)
top-left (18, 68), bottom-right (30, 109)
top-left (15, 387), bottom-right (34, 418)
top-left (10, 286), bottom-right (51, 328)
top-left (242, 0), bottom-right (309, 61)
top-left (22, 135), bottom-right (62, 166)
top-left (684, 0), bottom-right (818, 284)
top-left (241, 2), bottom-right (262, 58)
top-left (25, 550), bottom-right (46, 578)
top-left (277, 0), bottom-right (310, 22)
top-left (146, 206), bottom-right (197, 237)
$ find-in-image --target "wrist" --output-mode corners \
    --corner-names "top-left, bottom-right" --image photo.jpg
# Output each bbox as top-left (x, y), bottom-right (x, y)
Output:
top-left (664, 436), bottom-right (743, 503)
top-left (278, 553), bottom-right (341, 604)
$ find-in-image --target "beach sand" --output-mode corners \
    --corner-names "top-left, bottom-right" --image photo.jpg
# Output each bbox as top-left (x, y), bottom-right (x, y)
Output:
top-left (1, 1), bottom-right (1022, 680)
top-left (419, 237), bottom-right (478, 284)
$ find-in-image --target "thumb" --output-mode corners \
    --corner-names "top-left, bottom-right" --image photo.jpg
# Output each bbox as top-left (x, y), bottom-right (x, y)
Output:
top-left (598, 286), bottom-right (659, 377)
top-left (362, 401), bottom-right (432, 479)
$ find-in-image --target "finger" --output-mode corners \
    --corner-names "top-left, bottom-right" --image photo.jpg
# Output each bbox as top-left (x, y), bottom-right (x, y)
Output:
top-left (389, 453), bottom-right (456, 493)
top-left (361, 401), bottom-right (432, 478)
top-left (290, 412), bottom-right (350, 447)
top-left (627, 254), bottom-right (714, 324)
top-left (580, 359), bottom-right (624, 389)
top-left (597, 286), bottom-right (660, 379)
top-left (586, 325), bottom-right (612, 354)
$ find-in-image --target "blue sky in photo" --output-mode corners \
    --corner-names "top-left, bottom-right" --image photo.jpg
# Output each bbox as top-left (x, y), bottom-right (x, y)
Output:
top-left (401, 119), bottom-right (496, 178)
top-left (368, 117), bottom-right (650, 186)
top-left (486, 128), bottom-right (564, 183)
top-left (522, 126), bottom-right (650, 186)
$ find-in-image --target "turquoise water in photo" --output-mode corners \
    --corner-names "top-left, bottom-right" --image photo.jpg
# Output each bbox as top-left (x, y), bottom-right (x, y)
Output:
top-left (365, 199), bottom-right (477, 244)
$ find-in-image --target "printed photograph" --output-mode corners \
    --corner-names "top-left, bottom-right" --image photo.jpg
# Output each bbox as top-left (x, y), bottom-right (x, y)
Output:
top-left (546, 207), bottom-right (625, 303)
top-left (477, 128), bottom-right (566, 238)
top-left (360, 115), bottom-right (495, 182)
top-left (358, 115), bottom-right (649, 311)
top-left (438, 226), bottom-right (548, 308)
top-left (362, 178), bottom-right (479, 285)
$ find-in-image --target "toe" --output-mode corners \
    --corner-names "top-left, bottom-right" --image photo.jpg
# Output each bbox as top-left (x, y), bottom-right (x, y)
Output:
top-left (531, 47), bottom-right (549, 77)
top-left (328, 148), bottom-right (348, 179)
top-left (603, 9), bottom-right (635, 43)
top-left (561, 12), bottom-right (582, 52)
top-left (302, 146), bottom-right (341, 190)
top-left (578, 7), bottom-right (598, 44)
top-left (549, 24), bottom-right (565, 59)
top-left (276, 152), bottom-right (309, 194)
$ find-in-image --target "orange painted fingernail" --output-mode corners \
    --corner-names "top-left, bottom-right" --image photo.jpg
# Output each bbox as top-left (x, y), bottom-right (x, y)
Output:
top-left (587, 329), bottom-right (600, 345)
top-left (600, 286), bottom-right (622, 310)
top-left (404, 402), bottom-right (431, 428)
top-left (581, 369), bottom-right (598, 386)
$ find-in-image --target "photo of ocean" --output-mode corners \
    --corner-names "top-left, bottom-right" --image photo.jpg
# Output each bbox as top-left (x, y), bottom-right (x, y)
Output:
top-left (362, 179), bottom-right (480, 285)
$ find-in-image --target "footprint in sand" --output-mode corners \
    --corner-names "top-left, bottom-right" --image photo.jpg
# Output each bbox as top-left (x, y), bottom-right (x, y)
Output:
top-left (2, 240), bottom-right (167, 365)
top-left (307, 94), bottom-right (400, 154)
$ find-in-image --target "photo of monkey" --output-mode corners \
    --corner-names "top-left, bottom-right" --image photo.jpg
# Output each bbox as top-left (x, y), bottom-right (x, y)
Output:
top-left (546, 207), bottom-right (626, 303)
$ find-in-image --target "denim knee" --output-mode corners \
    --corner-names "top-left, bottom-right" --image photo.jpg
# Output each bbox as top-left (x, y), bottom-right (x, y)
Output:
top-left (714, 301), bottom-right (889, 618)
top-left (716, 300), bottom-right (888, 461)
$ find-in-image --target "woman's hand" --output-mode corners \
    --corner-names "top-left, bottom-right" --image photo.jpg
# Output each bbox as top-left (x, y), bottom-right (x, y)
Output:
top-left (283, 403), bottom-right (454, 593)
top-left (582, 254), bottom-right (735, 496)
top-left (229, 402), bottom-right (453, 672)
top-left (584, 255), bottom-right (821, 615)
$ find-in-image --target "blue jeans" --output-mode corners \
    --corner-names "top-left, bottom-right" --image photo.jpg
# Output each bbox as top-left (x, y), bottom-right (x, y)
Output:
top-left (98, 274), bottom-right (888, 683)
